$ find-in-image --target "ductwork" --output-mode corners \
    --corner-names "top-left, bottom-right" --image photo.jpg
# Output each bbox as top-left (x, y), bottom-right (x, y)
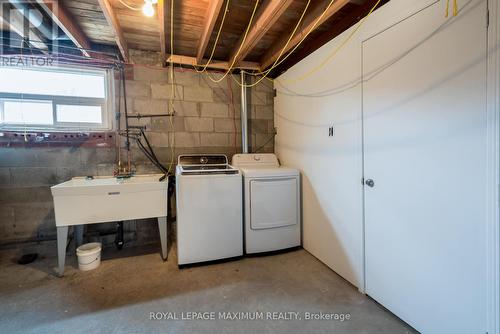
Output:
top-left (240, 71), bottom-right (249, 153)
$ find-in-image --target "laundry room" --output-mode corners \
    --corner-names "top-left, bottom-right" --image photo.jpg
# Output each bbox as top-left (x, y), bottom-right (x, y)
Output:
top-left (0, 0), bottom-right (499, 333)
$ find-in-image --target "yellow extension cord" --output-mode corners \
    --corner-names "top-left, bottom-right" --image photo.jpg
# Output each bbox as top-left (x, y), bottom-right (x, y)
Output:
top-left (194, 0), bottom-right (231, 73)
top-left (204, 0), bottom-right (260, 83)
top-left (446, 0), bottom-right (458, 17)
top-left (231, 0), bottom-right (378, 88)
top-left (231, 0), bottom-right (458, 89)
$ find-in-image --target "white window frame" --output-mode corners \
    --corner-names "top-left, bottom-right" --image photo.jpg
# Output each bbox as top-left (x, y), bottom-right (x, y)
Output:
top-left (0, 66), bottom-right (114, 132)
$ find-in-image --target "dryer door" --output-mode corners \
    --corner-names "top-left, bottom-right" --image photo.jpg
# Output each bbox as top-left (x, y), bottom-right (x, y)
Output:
top-left (250, 177), bottom-right (298, 230)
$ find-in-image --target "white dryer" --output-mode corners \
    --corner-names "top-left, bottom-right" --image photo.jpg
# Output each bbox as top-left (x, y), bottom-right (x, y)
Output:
top-left (232, 153), bottom-right (301, 254)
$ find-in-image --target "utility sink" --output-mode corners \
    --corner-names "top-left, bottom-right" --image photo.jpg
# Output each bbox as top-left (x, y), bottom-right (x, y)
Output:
top-left (51, 174), bottom-right (169, 276)
top-left (51, 174), bottom-right (168, 225)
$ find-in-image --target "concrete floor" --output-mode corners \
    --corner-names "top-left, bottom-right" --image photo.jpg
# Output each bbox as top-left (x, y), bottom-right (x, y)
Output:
top-left (0, 243), bottom-right (417, 334)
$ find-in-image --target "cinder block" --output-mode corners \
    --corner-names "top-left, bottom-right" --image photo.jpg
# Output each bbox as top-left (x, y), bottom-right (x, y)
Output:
top-left (255, 133), bottom-right (275, 149)
top-left (172, 70), bottom-right (200, 86)
top-left (212, 87), bottom-right (230, 103)
top-left (171, 100), bottom-right (198, 117)
top-left (184, 117), bottom-right (214, 132)
top-left (80, 148), bottom-right (116, 165)
top-left (249, 119), bottom-right (269, 134)
top-left (214, 119), bottom-right (240, 133)
top-left (150, 116), bottom-right (184, 132)
top-left (148, 132), bottom-right (171, 147)
top-left (0, 148), bottom-right (36, 167)
top-left (255, 79), bottom-right (274, 93)
top-left (10, 167), bottom-right (58, 186)
top-left (134, 65), bottom-right (168, 83)
top-left (13, 202), bottom-right (55, 237)
top-left (34, 148), bottom-right (80, 167)
top-left (129, 49), bottom-right (164, 66)
top-left (133, 98), bottom-right (152, 114)
top-left (268, 120), bottom-right (275, 134)
top-left (0, 168), bottom-right (10, 187)
top-left (229, 133), bottom-right (243, 148)
top-left (200, 133), bottom-right (229, 147)
top-left (184, 86), bottom-right (213, 102)
top-left (126, 81), bottom-right (151, 98)
top-left (254, 105), bottom-right (273, 120)
top-left (175, 132), bottom-right (200, 148)
top-left (151, 83), bottom-right (183, 100)
top-left (0, 186), bottom-right (52, 204)
top-left (0, 205), bottom-right (15, 238)
top-left (96, 164), bottom-right (116, 176)
top-left (200, 103), bottom-right (229, 118)
top-left (249, 90), bottom-right (268, 106)
top-left (199, 72), bottom-right (226, 88)
top-left (150, 100), bottom-right (170, 114)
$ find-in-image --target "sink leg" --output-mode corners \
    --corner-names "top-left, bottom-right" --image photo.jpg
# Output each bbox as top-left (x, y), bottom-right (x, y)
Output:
top-left (57, 226), bottom-right (69, 277)
top-left (158, 216), bottom-right (168, 261)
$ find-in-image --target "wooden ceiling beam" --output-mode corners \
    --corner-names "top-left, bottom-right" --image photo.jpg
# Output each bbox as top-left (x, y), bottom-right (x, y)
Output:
top-left (158, 0), bottom-right (167, 66)
top-left (196, 0), bottom-right (224, 64)
top-left (268, 0), bottom-right (387, 77)
top-left (229, 0), bottom-right (293, 67)
top-left (260, 0), bottom-right (351, 70)
top-left (167, 54), bottom-right (260, 71)
top-left (36, 0), bottom-right (91, 57)
top-left (97, 0), bottom-right (128, 61)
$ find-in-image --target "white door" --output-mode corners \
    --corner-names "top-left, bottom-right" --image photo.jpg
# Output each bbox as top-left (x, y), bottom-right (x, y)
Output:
top-left (362, 1), bottom-right (488, 333)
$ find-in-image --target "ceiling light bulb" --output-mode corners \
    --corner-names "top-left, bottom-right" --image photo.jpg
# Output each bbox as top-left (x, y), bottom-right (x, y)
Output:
top-left (142, 3), bottom-right (154, 17)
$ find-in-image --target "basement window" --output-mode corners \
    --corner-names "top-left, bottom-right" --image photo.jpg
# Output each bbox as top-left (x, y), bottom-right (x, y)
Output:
top-left (0, 66), bottom-right (112, 131)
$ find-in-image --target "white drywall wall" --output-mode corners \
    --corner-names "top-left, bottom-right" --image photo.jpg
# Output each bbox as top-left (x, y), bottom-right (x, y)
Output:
top-left (274, 0), bottom-right (438, 288)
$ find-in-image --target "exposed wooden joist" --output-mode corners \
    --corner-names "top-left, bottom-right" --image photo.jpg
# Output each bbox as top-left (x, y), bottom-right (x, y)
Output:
top-left (260, 0), bottom-right (351, 70)
top-left (196, 0), bottom-right (224, 64)
top-left (268, 0), bottom-right (388, 77)
top-left (229, 0), bottom-right (293, 66)
top-left (157, 0), bottom-right (167, 65)
top-left (36, 0), bottom-right (91, 57)
top-left (97, 0), bottom-right (128, 61)
top-left (167, 54), bottom-right (260, 71)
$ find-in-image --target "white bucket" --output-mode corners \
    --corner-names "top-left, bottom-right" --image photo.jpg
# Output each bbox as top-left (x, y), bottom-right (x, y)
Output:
top-left (76, 242), bottom-right (102, 271)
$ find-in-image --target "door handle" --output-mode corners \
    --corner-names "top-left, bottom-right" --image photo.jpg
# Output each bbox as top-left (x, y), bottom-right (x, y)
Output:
top-left (365, 179), bottom-right (375, 188)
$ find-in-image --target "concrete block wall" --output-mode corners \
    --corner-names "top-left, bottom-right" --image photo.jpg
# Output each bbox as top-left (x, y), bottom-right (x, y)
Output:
top-left (0, 53), bottom-right (274, 247)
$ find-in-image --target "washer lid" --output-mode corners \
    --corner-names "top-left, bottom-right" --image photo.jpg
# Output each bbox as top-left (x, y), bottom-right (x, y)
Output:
top-left (239, 167), bottom-right (299, 178)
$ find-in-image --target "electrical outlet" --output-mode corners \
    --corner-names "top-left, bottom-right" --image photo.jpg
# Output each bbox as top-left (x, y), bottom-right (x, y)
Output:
top-left (328, 125), bottom-right (334, 137)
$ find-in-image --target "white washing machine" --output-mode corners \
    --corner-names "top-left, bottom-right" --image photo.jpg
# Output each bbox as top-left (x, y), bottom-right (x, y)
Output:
top-left (232, 153), bottom-right (301, 254)
top-left (176, 155), bottom-right (243, 266)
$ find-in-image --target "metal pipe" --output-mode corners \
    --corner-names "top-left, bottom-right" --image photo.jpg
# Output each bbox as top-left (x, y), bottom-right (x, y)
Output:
top-left (240, 71), bottom-right (249, 153)
top-left (126, 113), bottom-right (174, 119)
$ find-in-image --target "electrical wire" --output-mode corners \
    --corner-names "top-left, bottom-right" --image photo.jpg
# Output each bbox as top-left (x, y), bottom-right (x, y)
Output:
top-left (445, 0), bottom-right (458, 17)
top-left (235, 0), bottom-right (381, 88)
top-left (119, 0), bottom-right (141, 11)
top-left (230, 0), bottom-right (312, 88)
top-left (275, 0), bottom-right (382, 85)
top-left (204, 0), bottom-right (260, 83)
top-left (194, 0), bottom-right (231, 72)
